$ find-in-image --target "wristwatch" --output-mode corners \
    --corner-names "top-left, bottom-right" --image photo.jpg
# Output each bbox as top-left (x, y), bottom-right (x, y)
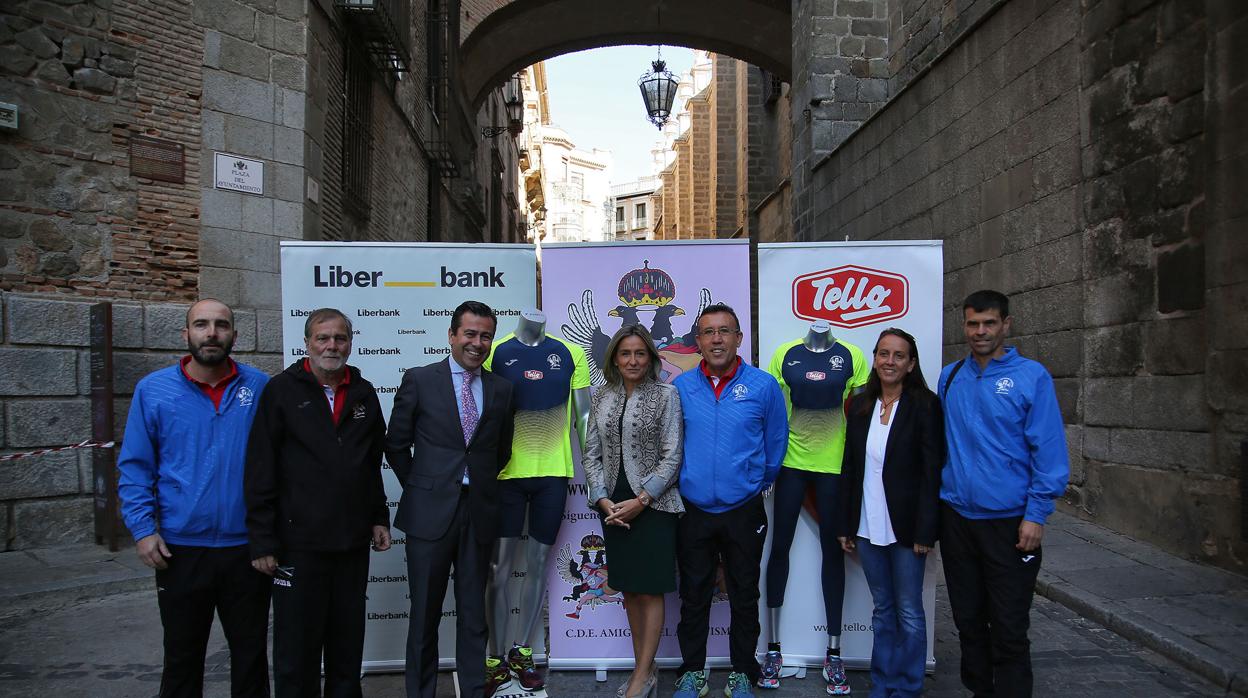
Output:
top-left (638, 491), bottom-right (652, 507)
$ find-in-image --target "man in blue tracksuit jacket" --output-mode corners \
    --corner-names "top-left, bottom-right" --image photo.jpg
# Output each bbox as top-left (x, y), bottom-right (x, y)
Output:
top-left (671, 304), bottom-right (788, 698)
top-left (117, 299), bottom-right (272, 698)
top-left (938, 290), bottom-right (1069, 698)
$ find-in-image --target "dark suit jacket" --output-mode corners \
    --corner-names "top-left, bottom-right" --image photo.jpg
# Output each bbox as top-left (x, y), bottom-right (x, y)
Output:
top-left (839, 390), bottom-right (944, 548)
top-left (384, 358), bottom-right (514, 543)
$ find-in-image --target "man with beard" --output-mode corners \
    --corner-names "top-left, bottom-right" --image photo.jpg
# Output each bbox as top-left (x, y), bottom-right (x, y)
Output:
top-left (118, 298), bottom-right (272, 698)
top-left (245, 307), bottom-right (391, 697)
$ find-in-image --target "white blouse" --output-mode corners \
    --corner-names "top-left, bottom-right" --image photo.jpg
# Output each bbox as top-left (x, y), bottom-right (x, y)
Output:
top-left (857, 398), bottom-right (898, 546)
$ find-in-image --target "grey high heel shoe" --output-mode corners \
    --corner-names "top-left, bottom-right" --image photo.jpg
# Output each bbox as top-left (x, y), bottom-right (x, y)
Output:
top-left (616, 672), bottom-right (634, 698)
top-left (625, 670), bottom-right (658, 698)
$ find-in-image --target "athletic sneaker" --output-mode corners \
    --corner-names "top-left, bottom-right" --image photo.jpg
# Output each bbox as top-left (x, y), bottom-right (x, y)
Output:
top-left (822, 652), bottom-right (851, 695)
top-left (724, 671), bottom-right (755, 697)
top-left (757, 649), bottom-right (783, 688)
top-left (506, 643), bottom-right (544, 690)
top-left (484, 655), bottom-right (513, 697)
top-left (673, 670), bottom-right (709, 698)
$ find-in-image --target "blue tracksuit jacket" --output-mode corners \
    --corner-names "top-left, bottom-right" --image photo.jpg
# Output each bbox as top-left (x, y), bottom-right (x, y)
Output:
top-left (938, 347), bottom-right (1069, 524)
top-left (675, 360), bottom-right (789, 513)
top-left (117, 361), bottom-right (269, 546)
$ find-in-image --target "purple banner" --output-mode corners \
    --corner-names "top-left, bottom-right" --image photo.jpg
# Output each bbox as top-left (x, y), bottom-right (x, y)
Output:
top-left (539, 240), bottom-right (752, 668)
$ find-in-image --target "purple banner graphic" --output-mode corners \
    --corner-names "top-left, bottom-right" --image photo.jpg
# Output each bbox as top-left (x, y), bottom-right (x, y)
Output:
top-left (540, 240), bottom-right (752, 669)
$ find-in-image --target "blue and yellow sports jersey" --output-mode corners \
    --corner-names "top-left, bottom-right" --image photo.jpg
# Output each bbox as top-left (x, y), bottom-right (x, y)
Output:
top-left (766, 338), bottom-right (869, 474)
top-left (485, 333), bottom-right (591, 479)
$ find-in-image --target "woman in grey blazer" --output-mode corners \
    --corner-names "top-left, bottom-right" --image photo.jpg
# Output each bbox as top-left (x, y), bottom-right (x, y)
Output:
top-left (583, 323), bottom-right (684, 698)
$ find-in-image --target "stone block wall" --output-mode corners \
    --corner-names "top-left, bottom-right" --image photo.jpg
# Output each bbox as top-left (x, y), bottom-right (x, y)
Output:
top-left (196, 0), bottom-right (310, 309)
top-left (0, 292), bottom-right (281, 549)
top-left (791, 0), bottom-right (890, 240)
top-left (809, 0), bottom-right (1247, 572)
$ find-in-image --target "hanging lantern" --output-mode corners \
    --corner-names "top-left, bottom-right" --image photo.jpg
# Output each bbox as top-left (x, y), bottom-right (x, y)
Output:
top-left (638, 58), bottom-right (678, 129)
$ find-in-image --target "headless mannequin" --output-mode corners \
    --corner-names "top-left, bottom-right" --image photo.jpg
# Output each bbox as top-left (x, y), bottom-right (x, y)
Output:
top-left (488, 310), bottom-right (591, 657)
top-left (767, 321), bottom-right (842, 655)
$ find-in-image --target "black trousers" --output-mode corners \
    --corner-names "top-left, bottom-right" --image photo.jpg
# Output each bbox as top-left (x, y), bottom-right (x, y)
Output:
top-left (404, 492), bottom-right (491, 698)
top-left (676, 495), bottom-right (768, 683)
top-left (272, 548), bottom-right (371, 698)
top-left (155, 543), bottom-right (272, 698)
top-left (940, 505), bottom-right (1041, 698)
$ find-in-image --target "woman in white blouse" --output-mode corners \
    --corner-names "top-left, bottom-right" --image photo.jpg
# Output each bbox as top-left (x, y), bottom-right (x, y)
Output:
top-left (837, 328), bottom-right (944, 698)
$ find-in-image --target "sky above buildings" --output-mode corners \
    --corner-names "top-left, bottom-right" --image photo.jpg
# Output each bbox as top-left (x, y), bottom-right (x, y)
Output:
top-left (543, 45), bottom-right (695, 185)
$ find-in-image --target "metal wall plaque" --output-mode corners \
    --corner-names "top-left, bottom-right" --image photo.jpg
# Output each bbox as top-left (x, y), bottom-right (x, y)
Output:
top-left (129, 136), bottom-right (185, 183)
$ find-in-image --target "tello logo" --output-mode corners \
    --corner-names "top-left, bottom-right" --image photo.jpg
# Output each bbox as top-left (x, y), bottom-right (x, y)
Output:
top-left (792, 265), bottom-right (909, 328)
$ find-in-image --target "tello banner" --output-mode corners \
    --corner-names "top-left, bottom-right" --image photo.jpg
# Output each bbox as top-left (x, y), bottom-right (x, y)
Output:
top-left (792, 265), bottom-right (909, 328)
top-left (758, 240), bottom-right (943, 672)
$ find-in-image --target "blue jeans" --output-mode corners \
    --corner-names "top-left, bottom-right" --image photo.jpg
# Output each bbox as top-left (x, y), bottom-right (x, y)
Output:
top-left (856, 539), bottom-right (927, 698)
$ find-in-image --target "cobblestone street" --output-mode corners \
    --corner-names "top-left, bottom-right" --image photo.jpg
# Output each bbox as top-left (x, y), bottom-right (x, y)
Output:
top-left (0, 575), bottom-right (1224, 697)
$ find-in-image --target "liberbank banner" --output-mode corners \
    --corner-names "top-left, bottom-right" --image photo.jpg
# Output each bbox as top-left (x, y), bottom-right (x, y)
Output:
top-left (279, 242), bottom-right (538, 672)
top-left (539, 240), bottom-right (752, 670)
top-left (758, 240), bottom-right (943, 671)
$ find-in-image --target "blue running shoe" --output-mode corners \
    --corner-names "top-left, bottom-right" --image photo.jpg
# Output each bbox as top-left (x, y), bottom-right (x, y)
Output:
top-left (724, 671), bottom-right (755, 698)
top-left (673, 670), bottom-right (709, 698)
top-left (757, 650), bottom-right (782, 689)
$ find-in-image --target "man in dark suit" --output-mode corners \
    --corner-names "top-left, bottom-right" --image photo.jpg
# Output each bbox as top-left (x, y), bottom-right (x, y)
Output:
top-left (385, 300), bottom-right (515, 698)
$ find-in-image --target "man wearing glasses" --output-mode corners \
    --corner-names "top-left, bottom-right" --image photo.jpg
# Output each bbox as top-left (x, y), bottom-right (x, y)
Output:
top-left (671, 304), bottom-right (789, 698)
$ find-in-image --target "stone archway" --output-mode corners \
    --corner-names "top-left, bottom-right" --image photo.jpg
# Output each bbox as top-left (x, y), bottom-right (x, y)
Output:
top-left (460, 0), bottom-right (791, 106)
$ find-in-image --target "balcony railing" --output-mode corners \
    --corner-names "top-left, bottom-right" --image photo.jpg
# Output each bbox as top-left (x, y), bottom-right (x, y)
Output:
top-left (335, 0), bottom-right (413, 73)
top-left (632, 217), bottom-right (649, 229)
top-left (551, 182), bottom-right (583, 201)
top-left (615, 220), bottom-right (627, 232)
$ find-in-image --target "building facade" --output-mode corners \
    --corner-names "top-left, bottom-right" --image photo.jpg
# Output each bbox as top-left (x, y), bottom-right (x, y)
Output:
top-left (0, 0), bottom-right (527, 545)
top-left (649, 50), bottom-right (792, 244)
top-left (0, 0), bottom-right (1245, 575)
top-left (609, 177), bottom-right (656, 241)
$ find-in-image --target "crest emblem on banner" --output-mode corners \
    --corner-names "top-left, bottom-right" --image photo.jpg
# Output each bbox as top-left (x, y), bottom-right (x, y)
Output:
top-left (561, 260), bottom-right (721, 386)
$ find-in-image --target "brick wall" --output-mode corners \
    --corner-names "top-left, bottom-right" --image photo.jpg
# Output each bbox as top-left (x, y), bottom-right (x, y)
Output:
top-left (808, 0), bottom-right (1246, 572)
top-left (713, 55), bottom-right (739, 237)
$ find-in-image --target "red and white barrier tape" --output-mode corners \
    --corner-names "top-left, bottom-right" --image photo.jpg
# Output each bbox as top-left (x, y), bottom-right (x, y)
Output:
top-left (0, 440), bottom-right (117, 462)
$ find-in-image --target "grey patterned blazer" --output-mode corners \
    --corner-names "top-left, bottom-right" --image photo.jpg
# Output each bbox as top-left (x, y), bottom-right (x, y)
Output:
top-left (582, 379), bottom-right (684, 514)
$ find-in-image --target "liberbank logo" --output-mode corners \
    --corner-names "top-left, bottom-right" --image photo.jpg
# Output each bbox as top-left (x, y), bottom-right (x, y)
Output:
top-left (312, 265), bottom-right (507, 288)
top-left (792, 265), bottom-right (909, 328)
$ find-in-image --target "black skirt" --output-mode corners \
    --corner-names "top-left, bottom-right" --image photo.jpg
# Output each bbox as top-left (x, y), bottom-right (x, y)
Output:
top-left (602, 472), bottom-right (678, 594)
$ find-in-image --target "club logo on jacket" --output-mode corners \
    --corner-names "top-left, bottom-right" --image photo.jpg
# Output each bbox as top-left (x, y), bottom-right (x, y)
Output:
top-left (805, 371), bottom-right (826, 381)
top-left (352, 403), bottom-right (366, 420)
top-left (237, 387), bottom-right (254, 407)
top-left (995, 377), bottom-right (1015, 395)
top-left (547, 353), bottom-right (563, 369)
top-left (731, 384), bottom-right (749, 400)
top-left (829, 355), bottom-right (845, 370)
top-left (524, 370), bottom-right (544, 381)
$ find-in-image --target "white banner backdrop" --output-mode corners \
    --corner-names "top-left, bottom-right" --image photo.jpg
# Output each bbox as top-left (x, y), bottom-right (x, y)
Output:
top-left (757, 240), bottom-right (944, 672)
top-left (279, 242), bottom-right (538, 672)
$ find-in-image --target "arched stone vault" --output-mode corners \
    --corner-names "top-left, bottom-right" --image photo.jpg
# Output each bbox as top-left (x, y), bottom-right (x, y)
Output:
top-left (460, 0), bottom-right (791, 106)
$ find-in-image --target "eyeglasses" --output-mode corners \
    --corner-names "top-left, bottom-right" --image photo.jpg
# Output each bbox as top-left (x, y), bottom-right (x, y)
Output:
top-left (698, 327), bottom-right (740, 338)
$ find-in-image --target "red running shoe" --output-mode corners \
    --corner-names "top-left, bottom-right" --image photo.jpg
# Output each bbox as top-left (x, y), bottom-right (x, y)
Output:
top-left (507, 643), bottom-right (545, 691)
